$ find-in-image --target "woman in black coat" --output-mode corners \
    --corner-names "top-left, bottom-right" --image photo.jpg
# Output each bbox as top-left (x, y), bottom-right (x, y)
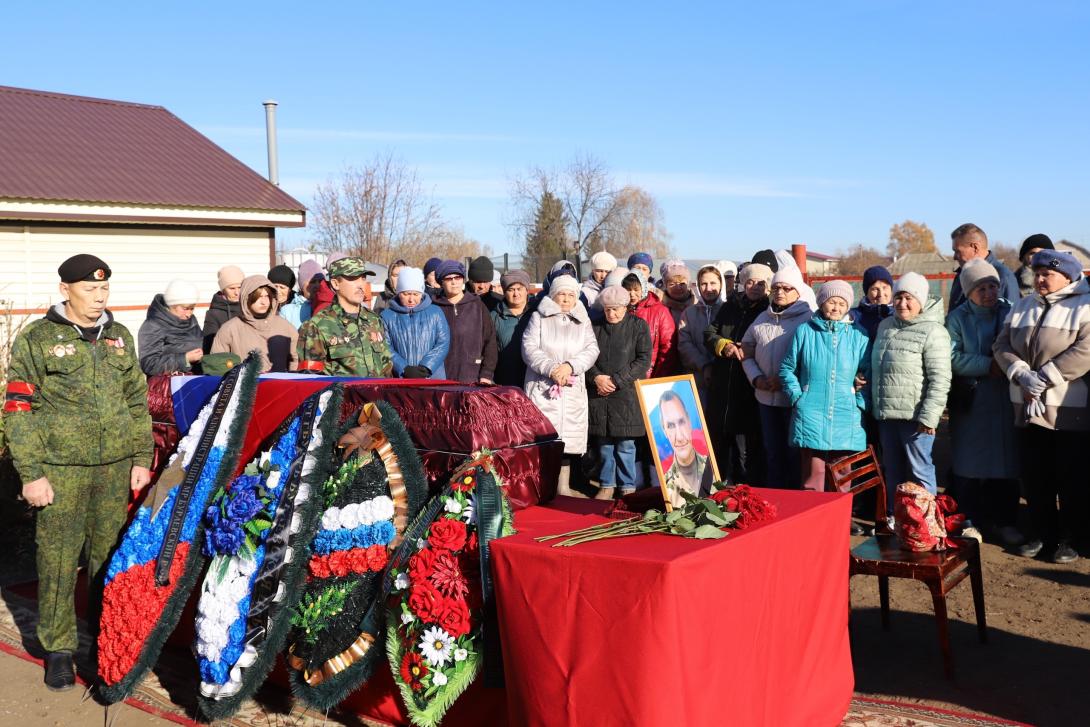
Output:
top-left (703, 263), bottom-right (772, 486)
top-left (587, 285), bottom-right (653, 499)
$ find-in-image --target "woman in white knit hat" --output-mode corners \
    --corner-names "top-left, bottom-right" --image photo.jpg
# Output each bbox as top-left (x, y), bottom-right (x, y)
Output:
top-left (778, 280), bottom-right (870, 500)
top-left (870, 272), bottom-right (952, 526)
top-left (582, 251), bottom-right (618, 307)
top-left (138, 280), bottom-right (204, 376)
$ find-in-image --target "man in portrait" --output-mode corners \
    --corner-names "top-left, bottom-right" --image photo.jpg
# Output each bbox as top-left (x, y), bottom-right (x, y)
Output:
top-left (659, 390), bottom-right (714, 504)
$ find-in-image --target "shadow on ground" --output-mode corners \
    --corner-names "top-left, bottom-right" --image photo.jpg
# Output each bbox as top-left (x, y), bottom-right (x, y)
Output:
top-left (850, 606), bottom-right (1088, 727)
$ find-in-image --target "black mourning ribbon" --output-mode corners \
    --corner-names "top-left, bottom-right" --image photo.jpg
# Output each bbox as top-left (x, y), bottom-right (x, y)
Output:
top-left (243, 393), bottom-right (322, 648)
top-left (155, 362), bottom-right (243, 587)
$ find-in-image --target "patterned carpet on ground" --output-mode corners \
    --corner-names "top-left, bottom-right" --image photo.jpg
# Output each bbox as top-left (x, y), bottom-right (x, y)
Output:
top-left (0, 586), bottom-right (1030, 727)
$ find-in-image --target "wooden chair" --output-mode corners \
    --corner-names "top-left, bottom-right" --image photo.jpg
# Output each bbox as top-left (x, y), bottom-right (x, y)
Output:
top-left (828, 446), bottom-right (987, 679)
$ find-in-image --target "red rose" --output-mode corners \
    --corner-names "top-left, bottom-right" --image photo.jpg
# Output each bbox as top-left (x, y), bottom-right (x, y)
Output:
top-left (400, 651), bottom-right (428, 691)
top-left (429, 518), bottom-right (468, 551)
top-left (465, 532), bottom-right (479, 554)
top-left (366, 544), bottom-right (388, 571)
top-left (408, 582), bottom-right (446, 622)
top-left (437, 597), bottom-right (472, 638)
top-left (409, 547), bottom-right (440, 582)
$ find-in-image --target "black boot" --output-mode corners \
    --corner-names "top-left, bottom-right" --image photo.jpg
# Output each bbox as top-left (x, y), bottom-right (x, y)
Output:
top-left (44, 651), bottom-right (75, 691)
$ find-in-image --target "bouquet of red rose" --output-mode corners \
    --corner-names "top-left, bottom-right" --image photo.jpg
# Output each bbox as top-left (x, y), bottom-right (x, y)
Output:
top-left (708, 484), bottom-right (778, 530)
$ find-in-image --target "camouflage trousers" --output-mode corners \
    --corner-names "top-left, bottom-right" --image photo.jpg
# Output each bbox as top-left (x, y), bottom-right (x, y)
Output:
top-left (36, 460), bottom-right (130, 653)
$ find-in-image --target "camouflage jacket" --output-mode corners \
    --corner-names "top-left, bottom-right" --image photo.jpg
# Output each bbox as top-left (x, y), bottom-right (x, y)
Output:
top-left (3, 306), bottom-right (153, 482)
top-left (296, 302), bottom-right (393, 377)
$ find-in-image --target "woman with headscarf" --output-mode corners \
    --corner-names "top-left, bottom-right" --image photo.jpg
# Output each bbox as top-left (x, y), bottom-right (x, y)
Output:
top-left (946, 259), bottom-right (1020, 545)
top-left (138, 280), bottom-right (204, 376)
top-left (211, 275), bottom-right (299, 373)
top-left (994, 250), bottom-right (1090, 564)
top-left (522, 275), bottom-right (600, 496)
top-left (678, 265), bottom-right (725, 401)
top-left (704, 263), bottom-right (773, 485)
top-left (587, 284), bottom-right (652, 500)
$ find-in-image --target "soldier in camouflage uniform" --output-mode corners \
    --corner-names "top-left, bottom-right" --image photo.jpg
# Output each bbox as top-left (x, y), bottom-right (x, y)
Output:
top-left (3, 254), bottom-right (153, 691)
top-left (659, 390), bottom-right (713, 507)
top-left (296, 257), bottom-right (394, 377)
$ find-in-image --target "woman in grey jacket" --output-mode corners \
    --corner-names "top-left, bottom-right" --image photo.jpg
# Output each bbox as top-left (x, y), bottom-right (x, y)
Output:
top-left (138, 280), bottom-right (204, 376)
top-left (993, 250), bottom-right (1090, 564)
top-left (870, 273), bottom-right (951, 518)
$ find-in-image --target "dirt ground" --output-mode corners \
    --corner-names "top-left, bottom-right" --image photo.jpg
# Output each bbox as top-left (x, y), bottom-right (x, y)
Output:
top-left (1, 454), bottom-right (1087, 727)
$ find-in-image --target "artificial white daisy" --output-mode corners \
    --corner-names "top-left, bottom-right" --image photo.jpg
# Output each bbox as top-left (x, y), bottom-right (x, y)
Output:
top-left (418, 627), bottom-right (454, 667)
top-left (432, 671), bottom-right (448, 686)
top-left (454, 648), bottom-right (468, 662)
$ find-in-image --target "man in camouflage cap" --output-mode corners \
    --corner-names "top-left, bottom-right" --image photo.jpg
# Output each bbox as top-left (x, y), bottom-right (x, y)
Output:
top-left (296, 257), bottom-right (393, 377)
top-left (3, 253), bottom-right (153, 691)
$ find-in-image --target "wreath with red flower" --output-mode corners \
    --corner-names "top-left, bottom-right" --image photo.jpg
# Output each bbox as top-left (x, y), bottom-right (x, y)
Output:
top-left (386, 454), bottom-right (515, 727)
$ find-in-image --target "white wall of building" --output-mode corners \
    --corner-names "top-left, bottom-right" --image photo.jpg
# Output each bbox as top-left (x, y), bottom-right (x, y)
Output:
top-left (0, 224), bottom-right (273, 350)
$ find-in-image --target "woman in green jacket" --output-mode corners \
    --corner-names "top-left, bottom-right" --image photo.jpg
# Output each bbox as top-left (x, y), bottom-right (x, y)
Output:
top-left (870, 273), bottom-right (952, 518)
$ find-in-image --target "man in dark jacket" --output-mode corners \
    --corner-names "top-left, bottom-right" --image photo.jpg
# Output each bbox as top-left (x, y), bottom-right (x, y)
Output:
top-left (468, 256), bottom-right (504, 312)
top-left (703, 262), bottom-right (772, 485)
top-left (201, 265), bottom-right (244, 352)
top-left (948, 223), bottom-right (1020, 312)
top-left (1014, 233), bottom-right (1053, 297)
top-left (490, 269), bottom-right (535, 386)
top-left (423, 257), bottom-right (443, 299)
top-left (138, 280), bottom-right (204, 375)
top-left (432, 260), bottom-right (498, 384)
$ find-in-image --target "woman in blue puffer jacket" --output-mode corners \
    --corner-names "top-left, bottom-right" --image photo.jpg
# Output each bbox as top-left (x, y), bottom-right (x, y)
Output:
top-left (779, 280), bottom-right (870, 491)
top-left (380, 267), bottom-right (450, 379)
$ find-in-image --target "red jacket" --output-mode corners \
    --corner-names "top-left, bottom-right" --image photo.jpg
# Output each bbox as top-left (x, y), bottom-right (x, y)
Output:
top-left (631, 294), bottom-right (677, 378)
top-left (310, 278), bottom-right (336, 315)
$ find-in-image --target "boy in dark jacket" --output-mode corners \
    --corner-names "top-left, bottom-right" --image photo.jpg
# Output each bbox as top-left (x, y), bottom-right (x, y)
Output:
top-left (432, 260), bottom-right (498, 384)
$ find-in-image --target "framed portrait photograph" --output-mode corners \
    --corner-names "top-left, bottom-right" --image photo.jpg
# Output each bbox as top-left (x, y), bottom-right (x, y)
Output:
top-left (635, 374), bottom-right (720, 511)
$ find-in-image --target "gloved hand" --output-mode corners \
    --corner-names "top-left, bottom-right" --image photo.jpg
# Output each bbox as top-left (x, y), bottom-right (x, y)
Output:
top-left (1026, 396), bottom-right (1046, 420)
top-left (1014, 368), bottom-right (1048, 397)
top-left (402, 365), bottom-right (431, 379)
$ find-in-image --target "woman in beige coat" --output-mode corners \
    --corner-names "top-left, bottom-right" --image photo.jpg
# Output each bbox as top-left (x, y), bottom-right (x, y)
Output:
top-left (212, 275), bottom-right (299, 373)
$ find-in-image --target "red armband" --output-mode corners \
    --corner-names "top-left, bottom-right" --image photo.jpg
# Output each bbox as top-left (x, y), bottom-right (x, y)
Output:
top-left (4, 381), bottom-right (35, 411)
top-left (298, 360), bottom-right (325, 373)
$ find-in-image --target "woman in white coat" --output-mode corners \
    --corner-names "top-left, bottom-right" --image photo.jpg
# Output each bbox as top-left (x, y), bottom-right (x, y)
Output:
top-left (523, 274), bottom-right (601, 495)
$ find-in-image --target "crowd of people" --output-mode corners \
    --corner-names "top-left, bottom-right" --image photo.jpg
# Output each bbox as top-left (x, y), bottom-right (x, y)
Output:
top-left (131, 224), bottom-right (1089, 567)
top-left (5, 223), bottom-right (1088, 692)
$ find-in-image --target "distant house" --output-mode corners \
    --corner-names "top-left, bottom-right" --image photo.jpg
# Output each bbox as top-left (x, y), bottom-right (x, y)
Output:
top-left (889, 251), bottom-right (956, 276)
top-left (1055, 240), bottom-right (1090, 270)
top-left (0, 85), bottom-right (305, 345)
top-left (804, 251), bottom-right (839, 276)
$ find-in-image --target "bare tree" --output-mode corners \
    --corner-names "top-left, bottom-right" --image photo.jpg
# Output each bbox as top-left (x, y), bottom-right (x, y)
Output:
top-left (309, 152), bottom-right (479, 265)
top-left (594, 186), bottom-right (673, 258)
top-left (509, 154), bottom-right (672, 261)
top-left (836, 244), bottom-right (889, 276)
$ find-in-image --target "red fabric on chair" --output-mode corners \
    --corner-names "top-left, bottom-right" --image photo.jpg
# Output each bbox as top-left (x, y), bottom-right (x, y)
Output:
top-left (491, 490), bottom-right (854, 727)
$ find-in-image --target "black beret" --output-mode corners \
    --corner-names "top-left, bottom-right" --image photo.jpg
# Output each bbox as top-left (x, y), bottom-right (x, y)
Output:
top-left (58, 254), bottom-right (111, 283)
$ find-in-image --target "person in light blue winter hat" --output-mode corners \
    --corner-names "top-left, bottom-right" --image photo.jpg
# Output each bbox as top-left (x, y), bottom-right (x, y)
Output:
top-left (380, 266), bottom-right (450, 379)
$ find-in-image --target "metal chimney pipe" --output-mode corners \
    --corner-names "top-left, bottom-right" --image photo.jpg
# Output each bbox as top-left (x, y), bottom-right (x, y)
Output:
top-left (263, 99), bottom-right (279, 186)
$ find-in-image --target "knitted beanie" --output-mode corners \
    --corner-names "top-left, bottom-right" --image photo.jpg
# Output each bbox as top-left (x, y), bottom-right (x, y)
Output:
top-left (163, 279), bottom-right (199, 306)
top-left (816, 279), bottom-right (854, 309)
top-left (894, 272), bottom-right (930, 304)
top-left (959, 259), bottom-right (1000, 295)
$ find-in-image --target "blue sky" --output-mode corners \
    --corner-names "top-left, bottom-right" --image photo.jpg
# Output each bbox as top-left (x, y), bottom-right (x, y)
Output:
top-left (4, 2), bottom-right (1089, 260)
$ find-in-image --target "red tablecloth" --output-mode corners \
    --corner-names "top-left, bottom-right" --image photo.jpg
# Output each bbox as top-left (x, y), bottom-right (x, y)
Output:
top-left (490, 490), bottom-right (854, 727)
